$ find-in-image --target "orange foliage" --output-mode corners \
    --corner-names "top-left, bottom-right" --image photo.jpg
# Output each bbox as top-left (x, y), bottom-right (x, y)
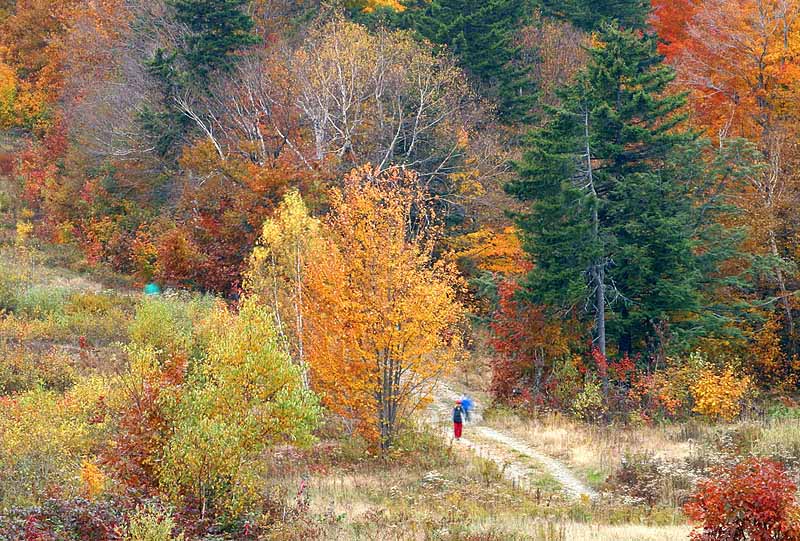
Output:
top-left (0, 56), bottom-right (48, 131)
top-left (137, 139), bottom-right (320, 292)
top-left (79, 460), bottom-right (106, 500)
top-left (362, 0), bottom-right (406, 12)
top-left (662, 0), bottom-right (800, 140)
top-left (489, 279), bottom-right (572, 405)
top-left (685, 458), bottom-right (800, 540)
top-left (454, 226), bottom-right (529, 274)
top-left (650, 0), bottom-right (699, 59)
top-left (0, 0), bottom-right (79, 99)
top-left (303, 166), bottom-right (466, 448)
top-left (751, 314), bottom-right (790, 383)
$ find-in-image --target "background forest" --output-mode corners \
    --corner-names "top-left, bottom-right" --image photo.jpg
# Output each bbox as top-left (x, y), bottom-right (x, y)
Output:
top-left (2, 0), bottom-right (800, 539)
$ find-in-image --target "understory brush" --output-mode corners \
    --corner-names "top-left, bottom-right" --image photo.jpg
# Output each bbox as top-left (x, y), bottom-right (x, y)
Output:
top-left (0, 341), bottom-right (76, 393)
top-left (0, 378), bottom-right (114, 508)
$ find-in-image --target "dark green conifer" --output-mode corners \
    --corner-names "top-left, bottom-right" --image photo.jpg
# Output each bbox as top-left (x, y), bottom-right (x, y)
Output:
top-left (142, 0), bottom-right (258, 157)
top-left (538, 0), bottom-right (651, 31)
top-left (408, 0), bottom-right (536, 125)
top-left (508, 23), bottom-right (710, 360)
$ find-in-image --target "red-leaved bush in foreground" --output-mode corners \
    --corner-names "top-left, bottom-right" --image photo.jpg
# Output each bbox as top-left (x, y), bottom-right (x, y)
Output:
top-left (684, 457), bottom-right (800, 540)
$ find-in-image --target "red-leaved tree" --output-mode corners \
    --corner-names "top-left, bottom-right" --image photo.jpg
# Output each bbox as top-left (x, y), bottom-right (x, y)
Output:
top-left (489, 280), bottom-right (572, 406)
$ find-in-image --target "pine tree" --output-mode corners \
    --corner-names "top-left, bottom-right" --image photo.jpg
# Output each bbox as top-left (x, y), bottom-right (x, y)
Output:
top-left (507, 23), bottom-right (706, 362)
top-left (169, 0), bottom-right (259, 85)
top-left (407, 0), bottom-right (536, 125)
top-left (538, 0), bottom-right (650, 31)
top-left (142, 0), bottom-right (258, 157)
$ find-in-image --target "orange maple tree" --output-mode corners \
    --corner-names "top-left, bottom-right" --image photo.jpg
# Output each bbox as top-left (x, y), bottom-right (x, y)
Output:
top-left (650, 0), bottom-right (699, 59)
top-left (659, 0), bottom-right (800, 140)
top-left (302, 165), bottom-right (466, 449)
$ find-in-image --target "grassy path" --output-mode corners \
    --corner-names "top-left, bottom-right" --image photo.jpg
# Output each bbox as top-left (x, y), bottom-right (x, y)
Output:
top-left (428, 383), bottom-right (598, 500)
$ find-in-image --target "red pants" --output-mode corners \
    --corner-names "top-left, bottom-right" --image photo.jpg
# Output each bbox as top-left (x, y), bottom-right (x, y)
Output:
top-left (453, 422), bottom-right (463, 439)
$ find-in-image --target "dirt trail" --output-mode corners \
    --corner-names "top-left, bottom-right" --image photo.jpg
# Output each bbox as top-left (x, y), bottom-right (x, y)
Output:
top-left (428, 383), bottom-right (599, 501)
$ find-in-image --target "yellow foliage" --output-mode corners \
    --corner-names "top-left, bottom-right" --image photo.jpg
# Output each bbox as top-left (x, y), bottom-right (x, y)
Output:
top-left (158, 300), bottom-right (321, 515)
top-left (0, 378), bottom-right (112, 507)
top-left (0, 58), bottom-right (48, 131)
top-left (0, 60), bottom-right (16, 128)
top-left (245, 190), bottom-right (321, 381)
top-left (303, 166), bottom-right (466, 448)
top-left (451, 226), bottom-right (526, 274)
top-left (15, 220), bottom-right (33, 246)
top-left (750, 315), bottom-right (789, 382)
top-left (691, 368), bottom-right (752, 422)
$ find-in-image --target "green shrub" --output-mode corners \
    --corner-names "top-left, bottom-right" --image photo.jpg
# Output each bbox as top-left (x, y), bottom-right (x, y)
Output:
top-left (16, 285), bottom-right (70, 318)
top-left (767, 403), bottom-right (800, 420)
top-left (158, 301), bottom-right (321, 518)
top-left (389, 424), bottom-right (454, 470)
top-left (124, 505), bottom-right (184, 541)
top-left (0, 261), bottom-right (26, 313)
top-left (129, 294), bottom-right (215, 361)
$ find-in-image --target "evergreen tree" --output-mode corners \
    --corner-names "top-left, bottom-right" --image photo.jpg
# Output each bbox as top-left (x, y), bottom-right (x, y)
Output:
top-left (142, 0), bottom-right (258, 157)
top-left (406, 0), bottom-right (536, 125)
top-left (507, 23), bottom-right (711, 364)
top-left (538, 0), bottom-right (650, 31)
top-left (168, 0), bottom-right (259, 85)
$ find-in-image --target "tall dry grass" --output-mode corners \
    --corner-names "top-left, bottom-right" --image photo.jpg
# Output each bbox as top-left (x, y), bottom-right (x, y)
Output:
top-left (485, 410), bottom-right (706, 484)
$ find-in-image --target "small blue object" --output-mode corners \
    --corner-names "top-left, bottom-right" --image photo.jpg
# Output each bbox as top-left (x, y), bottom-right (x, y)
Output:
top-left (144, 283), bottom-right (161, 296)
top-left (461, 396), bottom-right (473, 421)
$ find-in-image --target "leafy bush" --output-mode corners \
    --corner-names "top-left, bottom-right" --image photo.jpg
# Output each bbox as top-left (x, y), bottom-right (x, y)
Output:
top-left (767, 402), bottom-right (800, 420)
top-left (0, 379), bottom-right (112, 508)
top-left (627, 361), bottom-right (698, 421)
top-left (128, 294), bottom-right (215, 361)
top-left (685, 457), bottom-right (800, 540)
top-left (691, 368), bottom-right (751, 422)
top-left (15, 285), bottom-right (70, 318)
top-left (101, 345), bottom-right (176, 493)
top-left (572, 379), bottom-right (605, 422)
top-left (0, 496), bottom-right (131, 541)
top-left (0, 343), bottom-right (76, 394)
top-left (63, 291), bottom-right (133, 343)
top-left (158, 300), bottom-right (321, 519)
top-left (125, 505), bottom-right (184, 541)
top-left (0, 260), bottom-right (26, 313)
top-left (389, 424), bottom-right (454, 470)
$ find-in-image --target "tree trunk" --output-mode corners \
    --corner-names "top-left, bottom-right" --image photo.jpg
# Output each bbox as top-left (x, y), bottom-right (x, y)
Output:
top-left (583, 107), bottom-right (608, 396)
top-left (594, 263), bottom-right (608, 396)
top-left (769, 229), bottom-right (796, 355)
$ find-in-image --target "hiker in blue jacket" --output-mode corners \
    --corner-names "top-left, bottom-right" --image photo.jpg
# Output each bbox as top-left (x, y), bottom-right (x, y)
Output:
top-left (461, 396), bottom-right (473, 422)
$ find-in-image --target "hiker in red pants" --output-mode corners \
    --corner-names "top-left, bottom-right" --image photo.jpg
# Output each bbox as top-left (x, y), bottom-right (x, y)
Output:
top-left (453, 399), bottom-right (465, 440)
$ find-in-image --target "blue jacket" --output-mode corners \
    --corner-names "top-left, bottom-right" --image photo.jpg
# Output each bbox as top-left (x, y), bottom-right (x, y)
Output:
top-left (453, 405), bottom-right (464, 423)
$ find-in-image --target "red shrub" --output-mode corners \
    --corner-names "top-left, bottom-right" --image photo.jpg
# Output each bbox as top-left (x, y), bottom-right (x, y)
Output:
top-left (101, 356), bottom-right (186, 493)
top-left (685, 457), bottom-right (800, 540)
